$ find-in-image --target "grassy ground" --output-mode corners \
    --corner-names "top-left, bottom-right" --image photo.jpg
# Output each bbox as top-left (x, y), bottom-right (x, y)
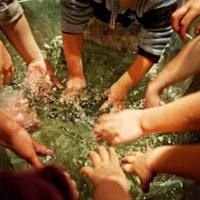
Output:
top-left (1, 0), bottom-right (200, 199)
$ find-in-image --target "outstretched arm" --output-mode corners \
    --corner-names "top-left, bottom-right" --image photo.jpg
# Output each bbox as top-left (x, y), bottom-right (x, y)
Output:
top-left (94, 91), bottom-right (200, 145)
top-left (0, 109), bottom-right (52, 168)
top-left (122, 144), bottom-right (200, 192)
top-left (145, 35), bottom-right (200, 107)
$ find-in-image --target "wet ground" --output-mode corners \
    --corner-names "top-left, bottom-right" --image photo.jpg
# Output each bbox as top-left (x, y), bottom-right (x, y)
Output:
top-left (1, 0), bottom-right (200, 199)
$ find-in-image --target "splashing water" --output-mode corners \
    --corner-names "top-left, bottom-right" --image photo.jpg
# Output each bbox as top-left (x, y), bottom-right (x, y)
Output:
top-left (0, 86), bottom-right (40, 130)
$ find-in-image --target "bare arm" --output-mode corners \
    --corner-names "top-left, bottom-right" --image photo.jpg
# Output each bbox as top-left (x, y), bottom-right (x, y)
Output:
top-left (148, 36), bottom-right (200, 93)
top-left (142, 91), bottom-right (200, 134)
top-left (101, 54), bottom-right (153, 110)
top-left (94, 180), bottom-right (132, 200)
top-left (148, 144), bottom-right (200, 182)
top-left (62, 33), bottom-right (85, 80)
top-left (122, 144), bottom-right (200, 191)
top-left (94, 91), bottom-right (200, 145)
top-left (145, 35), bottom-right (200, 107)
top-left (1, 14), bottom-right (43, 64)
top-left (0, 109), bottom-right (51, 168)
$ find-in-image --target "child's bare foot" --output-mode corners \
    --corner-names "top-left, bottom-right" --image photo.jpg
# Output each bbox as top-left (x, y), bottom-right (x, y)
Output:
top-left (122, 151), bottom-right (155, 192)
top-left (60, 77), bottom-right (86, 104)
top-left (100, 84), bottom-right (128, 112)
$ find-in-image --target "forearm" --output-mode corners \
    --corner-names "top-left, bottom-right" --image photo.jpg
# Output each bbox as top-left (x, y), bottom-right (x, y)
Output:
top-left (116, 55), bottom-right (153, 92)
top-left (147, 144), bottom-right (200, 182)
top-left (141, 91), bottom-right (200, 134)
top-left (94, 180), bottom-right (132, 200)
top-left (1, 14), bottom-right (43, 64)
top-left (0, 110), bottom-right (22, 143)
top-left (149, 36), bottom-right (200, 92)
top-left (62, 32), bottom-right (84, 78)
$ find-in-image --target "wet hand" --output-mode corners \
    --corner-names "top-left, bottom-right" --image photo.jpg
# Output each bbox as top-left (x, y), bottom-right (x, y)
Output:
top-left (93, 109), bottom-right (144, 145)
top-left (27, 59), bottom-right (63, 97)
top-left (171, 0), bottom-right (200, 40)
top-left (144, 83), bottom-right (165, 108)
top-left (81, 146), bottom-right (129, 191)
top-left (63, 171), bottom-right (79, 200)
top-left (0, 40), bottom-right (14, 85)
top-left (122, 151), bottom-right (155, 192)
top-left (99, 89), bottom-right (125, 112)
top-left (0, 125), bottom-right (53, 168)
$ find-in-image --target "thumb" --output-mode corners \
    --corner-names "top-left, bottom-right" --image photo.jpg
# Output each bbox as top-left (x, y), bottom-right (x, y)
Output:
top-left (25, 152), bottom-right (44, 169)
top-left (122, 163), bottom-right (134, 173)
top-left (80, 166), bottom-right (94, 180)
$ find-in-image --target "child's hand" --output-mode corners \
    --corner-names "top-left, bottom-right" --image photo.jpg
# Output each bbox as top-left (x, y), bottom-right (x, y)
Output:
top-left (63, 171), bottom-right (79, 200)
top-left (0, 109), bottom-right (53, 168)
top-left (171, 0), bottom-right (200, 40)
top-left (122, 151), bottom-right (155, 192)
top-left (81, 146), bottom-right (129, 191)
top-left (93, 109), bottom-right (144, 145)
top-left (27, 59), bottom-right (62, 97)
top-left (0, 122), bottom-right (53, 168)
top-left (0, 40), bottom-right (14, 85)
top-left (144, 83), bottom-right (165, 108)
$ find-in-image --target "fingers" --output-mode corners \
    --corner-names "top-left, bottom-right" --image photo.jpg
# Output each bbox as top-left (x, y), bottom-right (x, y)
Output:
top-left (179, 9), bottom-right (198, 40)
top-left (121, 152), bottom-right (143, 173)
top-left (98, 146), bottom-right (109, 161)
top-left (171, 2), bottom-right (199, 40)
top-left (26, 152), bottom-right (44, 169)
top-left (122, 163), bottom-right (134, 173)
top-left (80, 166), bottom-right (94, 179)
top-left (45, 62), bottom-right (63, 89)
top-left (33, 140), bottom-right (53, 156)
top-left (110, 136), bottom-right (122, 146)
top-left (109, 147), bottom-right (118, 161)
top-left (94, 122), bottom-right (117, 143)
top-left (89, 151), bottom-right (101, 167)
top-left (171, 4), bottom-right (190, 32)
top-left (64, 172), bottom-right (79, 200)
top-left (195, 23), bottom-right (200, 35)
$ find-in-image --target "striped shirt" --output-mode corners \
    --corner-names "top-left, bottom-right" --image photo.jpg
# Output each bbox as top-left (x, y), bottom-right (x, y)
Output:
top-left (0, 0), bottom-right (23, 25)
top-left (61, 0), bottom-right (182, 59)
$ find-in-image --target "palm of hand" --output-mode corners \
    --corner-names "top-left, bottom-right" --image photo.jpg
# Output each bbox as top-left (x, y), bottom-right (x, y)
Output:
top-left (94, 109), bottom-right (143, 145)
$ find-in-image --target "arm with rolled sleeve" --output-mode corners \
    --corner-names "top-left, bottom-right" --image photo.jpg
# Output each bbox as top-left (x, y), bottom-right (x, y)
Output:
top-left (0, 0), bottom-right (23, 25)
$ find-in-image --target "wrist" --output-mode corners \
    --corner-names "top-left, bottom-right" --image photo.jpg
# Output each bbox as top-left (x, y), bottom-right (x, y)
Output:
top-left (146, 80), bottom-right (164, 96)
top-left (28, 58), bottom-right (47, 71)
top-left (145, 146), bottom-right (172, 173)
top-left (140, 108), bottom-right (157, 134)
top-left (97, 175), bottom-right (129, 192)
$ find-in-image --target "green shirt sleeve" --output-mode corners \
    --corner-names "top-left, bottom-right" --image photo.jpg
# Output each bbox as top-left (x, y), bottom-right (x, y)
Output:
top-left (0, 0), bottom-right (24, 25)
